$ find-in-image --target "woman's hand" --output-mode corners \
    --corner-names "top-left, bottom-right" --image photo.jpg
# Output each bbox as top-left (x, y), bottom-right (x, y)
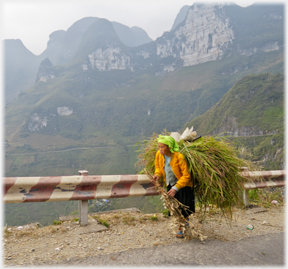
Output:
top-left (151, 175), bottom-right (159, 184)
top-left (167, 188), bottom-right (177, 197)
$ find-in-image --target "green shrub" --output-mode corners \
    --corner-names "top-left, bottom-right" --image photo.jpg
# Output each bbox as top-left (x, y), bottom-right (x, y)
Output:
top-left (249, 189), bottom-right (259, 202)
top-left (150, 214), bottom-right (158, 221)
top-left (162, 209), bottom-right (170, 218)
top-left (99, 219), bottom-right (109, 228)
top-left (53, 220), bottom-right (62, 225)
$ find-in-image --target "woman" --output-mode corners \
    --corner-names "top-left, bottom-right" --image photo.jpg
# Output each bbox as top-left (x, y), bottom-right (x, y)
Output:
top-left (152, 135), bottom-right (195, 238)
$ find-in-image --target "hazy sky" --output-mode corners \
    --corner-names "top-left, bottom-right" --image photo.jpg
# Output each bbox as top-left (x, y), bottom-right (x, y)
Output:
top-left (1, 0), bottom-right (261, 56)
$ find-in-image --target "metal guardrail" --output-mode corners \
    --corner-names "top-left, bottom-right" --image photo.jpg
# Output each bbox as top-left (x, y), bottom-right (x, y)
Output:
top-left (240, 170), bottom-right (285, 207)
top-left (3, 171), bottom-right (158, 225)
top-left (3, 170), bottom-right (285, 225)
top-left (240, 170), bottom-right (285, 185)
top-left (3, 174), bottom-right (157, 203)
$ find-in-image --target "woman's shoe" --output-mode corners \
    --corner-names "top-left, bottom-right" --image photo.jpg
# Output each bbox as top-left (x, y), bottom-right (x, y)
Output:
top-left (176, 231), bottom-right (184, 238)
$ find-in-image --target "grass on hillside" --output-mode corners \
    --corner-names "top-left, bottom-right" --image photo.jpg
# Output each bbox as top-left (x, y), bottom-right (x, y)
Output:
top-left (227, 132), bottom-right (284, 170)
top-left (185, 73), bottom-right (284, 137)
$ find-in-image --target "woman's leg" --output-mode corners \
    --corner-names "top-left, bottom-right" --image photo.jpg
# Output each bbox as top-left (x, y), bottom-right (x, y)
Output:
top-left (174, 186), bottom-right (195, 218)
top-left (167, 185), bottom-right (195, 218)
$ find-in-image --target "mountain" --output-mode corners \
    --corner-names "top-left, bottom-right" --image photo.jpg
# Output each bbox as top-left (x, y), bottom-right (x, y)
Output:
top-left (171, 5), bottom-right (190, 30)
top-left (4, 2), bottom-right (284, 175)
top-left (5, 3), bottom-right (284, 106)
top-left (4, 18), bottom-right (153, 104)
top-left (185, 73), bottom-right (284, 170)
top-left (113, 24), bottom-right (152, 47)
top-left (35, 58), bottom-right (55, 83)
top-left (41, 17), bottom-right (153, 66)
top-left (4, 39), bottom-right (41, 103)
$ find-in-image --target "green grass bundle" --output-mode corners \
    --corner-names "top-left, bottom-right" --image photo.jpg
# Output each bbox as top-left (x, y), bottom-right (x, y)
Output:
top-left (136, 132), bottom-right (258, 221)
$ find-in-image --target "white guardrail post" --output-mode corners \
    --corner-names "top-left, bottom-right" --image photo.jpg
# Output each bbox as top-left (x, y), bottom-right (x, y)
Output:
top-left (240, 167), bottom-right (250, 207)
top-left (243, 189), bottom-right (250, 207)
top-left (78, 170), bottom-right (89, 226)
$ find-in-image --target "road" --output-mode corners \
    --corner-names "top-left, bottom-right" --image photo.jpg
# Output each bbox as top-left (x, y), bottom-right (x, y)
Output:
top-left (6, 145), bottom-right (126, 155)
top-left (46, 232), bottom-right (284, 267)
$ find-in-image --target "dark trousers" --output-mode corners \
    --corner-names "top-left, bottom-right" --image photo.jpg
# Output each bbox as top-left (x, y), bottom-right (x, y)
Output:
top-left (167, 184), bottom-right (195, 218)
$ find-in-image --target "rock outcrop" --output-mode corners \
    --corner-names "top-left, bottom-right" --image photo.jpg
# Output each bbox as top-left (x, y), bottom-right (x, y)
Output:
top-left (157, 4), bottom-right (234, 66)
top-left (83, 3), bottom-right (282, 74)
top-left (35, 58), bottom-right (55, 83)
top-left (88, 47), bottom-right (133, 71)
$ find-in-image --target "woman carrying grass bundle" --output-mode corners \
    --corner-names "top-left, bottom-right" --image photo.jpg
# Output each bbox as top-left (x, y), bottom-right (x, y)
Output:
top-left (152, 135), bottom-right (195, 238)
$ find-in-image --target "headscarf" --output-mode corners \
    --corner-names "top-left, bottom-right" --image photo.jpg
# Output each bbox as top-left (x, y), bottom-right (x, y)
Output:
top-left (157, 135), bottom-right (179, 153)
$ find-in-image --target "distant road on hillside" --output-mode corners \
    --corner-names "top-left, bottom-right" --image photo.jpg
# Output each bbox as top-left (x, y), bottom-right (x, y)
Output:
top-left (6, 132), bottom-right (284, 156)
top-left (6, 144), bottom-right (135, 155)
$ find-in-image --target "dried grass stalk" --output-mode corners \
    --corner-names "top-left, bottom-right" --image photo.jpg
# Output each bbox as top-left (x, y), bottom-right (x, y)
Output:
top-left (145, 170), bottom-right (207, 241)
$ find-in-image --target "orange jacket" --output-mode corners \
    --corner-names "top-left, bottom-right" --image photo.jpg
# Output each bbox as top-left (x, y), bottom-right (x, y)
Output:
top-left (154, 150), bottom-right (192, 190)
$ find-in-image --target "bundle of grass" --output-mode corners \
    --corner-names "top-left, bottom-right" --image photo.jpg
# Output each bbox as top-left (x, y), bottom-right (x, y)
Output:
top-left (136, 131), bottom-right (258, 222)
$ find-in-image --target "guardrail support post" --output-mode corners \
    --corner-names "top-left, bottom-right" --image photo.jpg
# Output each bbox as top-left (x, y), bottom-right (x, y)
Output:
top-left (78, 170), bottom-right (89, 226)
top-left (240, 167), bottom-right (250, 207)
top-left (243, 189), bottom-right (250, 207)
top-left (78, 200), bottom-right (88, 226)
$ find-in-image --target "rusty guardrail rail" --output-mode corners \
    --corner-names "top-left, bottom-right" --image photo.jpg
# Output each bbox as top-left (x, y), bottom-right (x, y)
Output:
top-left (3, 170), bottom-right (285, 225)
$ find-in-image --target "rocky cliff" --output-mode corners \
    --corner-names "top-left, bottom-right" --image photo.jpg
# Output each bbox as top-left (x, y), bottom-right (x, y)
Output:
top-left (41, 17), bottom-right (153, 66)
top-left (80, 3), bottom-right (282, 75)
top-left (35, 58), bottom-right (55, 83)
top-left (5, 3), bottom-right (283, 103)
top-left (157, 4), bottom-right (234, 66)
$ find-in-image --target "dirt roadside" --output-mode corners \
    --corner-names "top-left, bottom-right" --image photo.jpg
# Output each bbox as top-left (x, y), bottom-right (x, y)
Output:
top-left (3, 205), bottom-right (285, 267)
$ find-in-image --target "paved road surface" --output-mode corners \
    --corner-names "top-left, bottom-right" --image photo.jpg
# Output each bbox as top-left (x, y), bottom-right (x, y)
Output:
top-left (47, 232), bottom-right (284, 267)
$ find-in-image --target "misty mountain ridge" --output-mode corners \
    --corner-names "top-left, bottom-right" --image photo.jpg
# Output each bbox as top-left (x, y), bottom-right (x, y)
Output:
top-left (42, 17), bottom-right (153, 65)
top-left (5, 2), bottom-right (284, 177)
top-left (5, 2), bottom-right (283, 103)
top-left (45, 3), bottom-right (283, 76)
top-left (170, 5), bottom-right (190, 31)
top-left (4, 17), bottom-right (153, 103)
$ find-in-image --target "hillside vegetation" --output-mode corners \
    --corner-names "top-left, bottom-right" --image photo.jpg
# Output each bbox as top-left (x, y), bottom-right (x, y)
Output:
top-left (5, 50), bottom-right (283, 154)
top-left (4, 73), bottom-right (284, 227)
top-left (185, 73), bottom-right (284, 170)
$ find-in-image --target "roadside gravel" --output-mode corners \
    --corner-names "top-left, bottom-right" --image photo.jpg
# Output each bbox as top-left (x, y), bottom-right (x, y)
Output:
top-left (3, 205), bottom-right (284, 267)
